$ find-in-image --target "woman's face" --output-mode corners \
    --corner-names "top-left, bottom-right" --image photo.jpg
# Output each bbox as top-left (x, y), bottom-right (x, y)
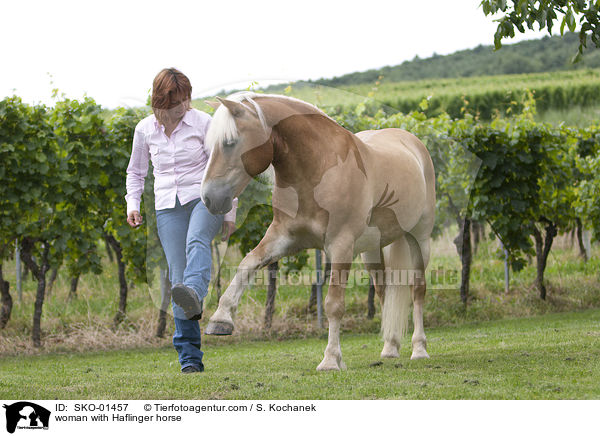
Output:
top-left (154, 98), bottom-right (189, 125)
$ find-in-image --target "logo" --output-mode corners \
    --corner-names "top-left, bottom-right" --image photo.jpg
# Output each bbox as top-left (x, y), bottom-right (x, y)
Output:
top-left (2, 402), bottom-right (50, 433)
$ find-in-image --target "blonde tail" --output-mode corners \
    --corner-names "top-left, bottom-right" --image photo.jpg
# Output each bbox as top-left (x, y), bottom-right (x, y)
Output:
top-left (380, 239), bottom-right (413, 357)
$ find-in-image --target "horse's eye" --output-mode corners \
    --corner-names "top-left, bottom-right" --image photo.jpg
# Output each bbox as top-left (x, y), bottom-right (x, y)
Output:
top-left (224, 138), bottom-right (238, 148)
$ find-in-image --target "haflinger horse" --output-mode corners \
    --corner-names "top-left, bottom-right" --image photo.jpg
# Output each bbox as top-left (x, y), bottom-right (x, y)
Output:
top-left (201, 92), bottom-right (435, 371)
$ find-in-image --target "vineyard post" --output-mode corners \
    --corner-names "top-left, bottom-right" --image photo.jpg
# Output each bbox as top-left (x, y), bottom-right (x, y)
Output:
top-left (367, 277), bottom-right (376, 319)
top-left (264, 261), bottom-right (278, 330)
top-left (212, 240), bottom-right (222, 301)
top-left (15, 240), bottom-right (22, 302)
top-left (68, 275), bottom-right (80, 301)
top-left (501, 240), bottom-right (510, 294)
top-left (315, 249), bottom-right (324, 329)
top-left (156, 268), bottom-right (170, 338)
top-left (459, 217), bottom-right (472, 305)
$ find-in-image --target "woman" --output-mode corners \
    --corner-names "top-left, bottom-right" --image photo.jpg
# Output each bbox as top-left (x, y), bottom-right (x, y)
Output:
top-left (125, 68), bottom-right (236, 373)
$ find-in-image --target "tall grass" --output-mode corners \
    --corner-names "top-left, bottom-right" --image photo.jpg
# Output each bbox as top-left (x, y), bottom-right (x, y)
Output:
top-left (1, 229), bottom-right (598, 356)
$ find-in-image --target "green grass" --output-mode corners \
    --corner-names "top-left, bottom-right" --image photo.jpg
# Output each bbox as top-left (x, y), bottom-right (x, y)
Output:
top-left (1, 309), bottom-right (599, 399)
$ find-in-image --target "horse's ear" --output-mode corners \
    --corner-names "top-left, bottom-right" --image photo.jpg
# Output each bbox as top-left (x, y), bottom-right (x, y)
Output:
top-left (216, 97), bottom-right (246, 117)
top-left (204, 100), bottom-right (221, 110)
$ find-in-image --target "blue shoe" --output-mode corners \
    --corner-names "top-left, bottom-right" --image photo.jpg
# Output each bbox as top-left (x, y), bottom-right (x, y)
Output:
top-left (171, 284), bottom-right (203, 320)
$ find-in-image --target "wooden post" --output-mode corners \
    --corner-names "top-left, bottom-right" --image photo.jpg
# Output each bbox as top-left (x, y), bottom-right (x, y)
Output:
top-left (367, 277), bottom-right (376, 319)
top-left (264, 262), bottom-right (278, 330)
top-left (156, 268), bottom-right (171, 338)
top-left (315, 249), bottom-right (324, 329)
top-left (212, 240), bottom-right (223, 301)
top-left (459, 217), bottom-right (471, 305)
top-left (501, 241), bottom-right (510, 294)
top-left (15, 240), bottom-right (22, 303)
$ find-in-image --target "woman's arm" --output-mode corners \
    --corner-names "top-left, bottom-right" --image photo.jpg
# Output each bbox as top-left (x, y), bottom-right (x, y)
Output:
top-left (224, 197), bottom-right (238, 223)
top-left (125, 126), bottom-right (149, 222)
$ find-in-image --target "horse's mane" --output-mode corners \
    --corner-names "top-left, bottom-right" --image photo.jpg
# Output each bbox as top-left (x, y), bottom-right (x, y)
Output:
top-left (206, 92), bottom-right (329, 148)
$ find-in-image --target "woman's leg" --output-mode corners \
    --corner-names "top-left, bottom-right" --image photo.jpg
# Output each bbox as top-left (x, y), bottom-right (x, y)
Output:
top-left (156, 201), bottom-right (188, 287)
top-left (156, 198), bottom-right (203, 370)
top-left (183, 199), bottom-right (224, 300)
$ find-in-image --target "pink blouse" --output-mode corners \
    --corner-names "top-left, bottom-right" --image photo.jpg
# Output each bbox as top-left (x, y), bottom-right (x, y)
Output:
top-left (125, 108), bottom-right (237, 222)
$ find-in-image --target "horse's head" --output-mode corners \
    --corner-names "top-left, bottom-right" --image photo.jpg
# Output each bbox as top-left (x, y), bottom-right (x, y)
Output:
top-left (202, 94), bottom-right (273, 215)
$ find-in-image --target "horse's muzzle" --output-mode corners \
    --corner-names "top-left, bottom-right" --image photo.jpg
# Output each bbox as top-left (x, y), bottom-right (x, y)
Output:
top-left (202, 181), bottom-right (233, 215)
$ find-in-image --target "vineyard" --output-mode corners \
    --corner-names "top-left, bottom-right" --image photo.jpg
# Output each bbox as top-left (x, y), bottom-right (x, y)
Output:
top-left (1, 78), bottom-right (600, 350)
top-left (259, 68), bottom-right (600, 122)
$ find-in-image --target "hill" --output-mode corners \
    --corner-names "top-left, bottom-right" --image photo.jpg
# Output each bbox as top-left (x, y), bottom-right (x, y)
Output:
top-left (195, 33), bottom-right (600, 123)
top-left (304, 32), bottom-right (600, 88)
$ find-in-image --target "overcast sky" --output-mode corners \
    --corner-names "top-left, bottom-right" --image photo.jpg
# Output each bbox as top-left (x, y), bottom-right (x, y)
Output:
top-left (1, 0), bottom-right (541, 109)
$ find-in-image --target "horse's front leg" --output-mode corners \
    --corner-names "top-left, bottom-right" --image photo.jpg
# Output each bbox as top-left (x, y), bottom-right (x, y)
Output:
top-left (206, 224), bottom-right (294, 335)
top-left (317, 237), bottom-right (354, 371)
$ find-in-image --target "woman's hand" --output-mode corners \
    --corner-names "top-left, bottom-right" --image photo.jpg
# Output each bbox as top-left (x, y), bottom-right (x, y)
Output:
top-left (127, 210), bottom-right (143, 228)
top-left (221, 220), bottom-right (236, 241)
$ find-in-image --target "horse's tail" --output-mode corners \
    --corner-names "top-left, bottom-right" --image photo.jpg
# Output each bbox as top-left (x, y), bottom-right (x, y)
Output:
top-left (380, 237), bottom-right (419, 354)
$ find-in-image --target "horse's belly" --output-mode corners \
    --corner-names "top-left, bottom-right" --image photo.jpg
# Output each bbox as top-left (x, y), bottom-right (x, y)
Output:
top-left (354, 210), bottom-right (406, 253)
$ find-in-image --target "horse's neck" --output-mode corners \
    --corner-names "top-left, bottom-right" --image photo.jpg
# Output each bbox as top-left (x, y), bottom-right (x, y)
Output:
top-left (258, 96), bottom-right (324, 128)
top-left (258, 97), bottom-right (364, 187)
top-left (259, 96), bottom-right (345, 152)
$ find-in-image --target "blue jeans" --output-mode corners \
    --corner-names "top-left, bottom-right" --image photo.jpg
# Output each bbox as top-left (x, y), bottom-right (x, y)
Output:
top-left (156, 196), bottom-right (223, 369)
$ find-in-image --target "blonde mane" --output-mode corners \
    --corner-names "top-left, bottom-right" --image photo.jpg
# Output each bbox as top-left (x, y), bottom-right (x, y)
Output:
top-left (205, 91), bottom-right (328, 149)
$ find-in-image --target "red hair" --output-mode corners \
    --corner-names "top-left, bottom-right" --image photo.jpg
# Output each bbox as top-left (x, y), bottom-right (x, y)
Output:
top-left (151, 68), bottom-right (192, 124)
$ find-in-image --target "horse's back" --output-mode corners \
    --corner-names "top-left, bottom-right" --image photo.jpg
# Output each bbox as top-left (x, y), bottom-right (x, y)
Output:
top-left (356, 128), bottom-right (433, 179)
top-left (355, 128), bottom-right (436, 239)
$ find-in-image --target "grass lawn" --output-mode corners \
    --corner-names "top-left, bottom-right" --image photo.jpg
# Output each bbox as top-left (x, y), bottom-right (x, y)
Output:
top-left (1, 309), bottom-right (598, 400)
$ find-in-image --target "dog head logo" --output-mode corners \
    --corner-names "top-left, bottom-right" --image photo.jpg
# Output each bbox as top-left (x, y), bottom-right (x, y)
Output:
top-left (3, 402), bottom-right (50, 433)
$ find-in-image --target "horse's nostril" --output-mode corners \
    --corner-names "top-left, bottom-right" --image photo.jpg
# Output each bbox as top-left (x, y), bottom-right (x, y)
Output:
top-left (204, 197), bottom-right (211, 210)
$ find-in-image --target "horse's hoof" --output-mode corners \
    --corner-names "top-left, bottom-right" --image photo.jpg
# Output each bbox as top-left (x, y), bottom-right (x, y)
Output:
top-left (316, 363), bottom-right (341, 371)
top-left (381, 342), bottom-right (400, 358)
top-left (205, 321), bottom-right (234, 335)
top-left (316, 357), bottom-right (345, 371)
top-left (410, 349), bottom-right (430, 360)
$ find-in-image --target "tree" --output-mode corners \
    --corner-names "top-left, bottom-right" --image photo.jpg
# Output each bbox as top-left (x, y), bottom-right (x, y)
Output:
top-left (575, 127), bottom-right (600, 245)
top-left (49, 97), bottom-right (107, 292)
top-left (0, 97), bottom-right (45, 329)
top-left (481, 0), bottom-right (600, 62)
top-left (572, 125), bottom-right (600, 259)
top-left (103, 107), bottom-right (152, 326)
top-left (0, 96), bottom-right (78, 346)
top-left (530, 124), bottom-right (577, 299)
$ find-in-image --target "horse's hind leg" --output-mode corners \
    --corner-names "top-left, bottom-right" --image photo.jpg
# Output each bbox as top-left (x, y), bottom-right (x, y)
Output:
top-left (361, 249), bottom-right (401, 357)
top-left (406, 233), bottom-right (430, 360)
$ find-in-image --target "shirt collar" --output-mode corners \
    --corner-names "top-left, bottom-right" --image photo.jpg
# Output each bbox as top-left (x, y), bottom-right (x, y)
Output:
top-left (153, 116), bottom-right (163, 132)
top-left (180, 109), bottom-right (194, 127)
